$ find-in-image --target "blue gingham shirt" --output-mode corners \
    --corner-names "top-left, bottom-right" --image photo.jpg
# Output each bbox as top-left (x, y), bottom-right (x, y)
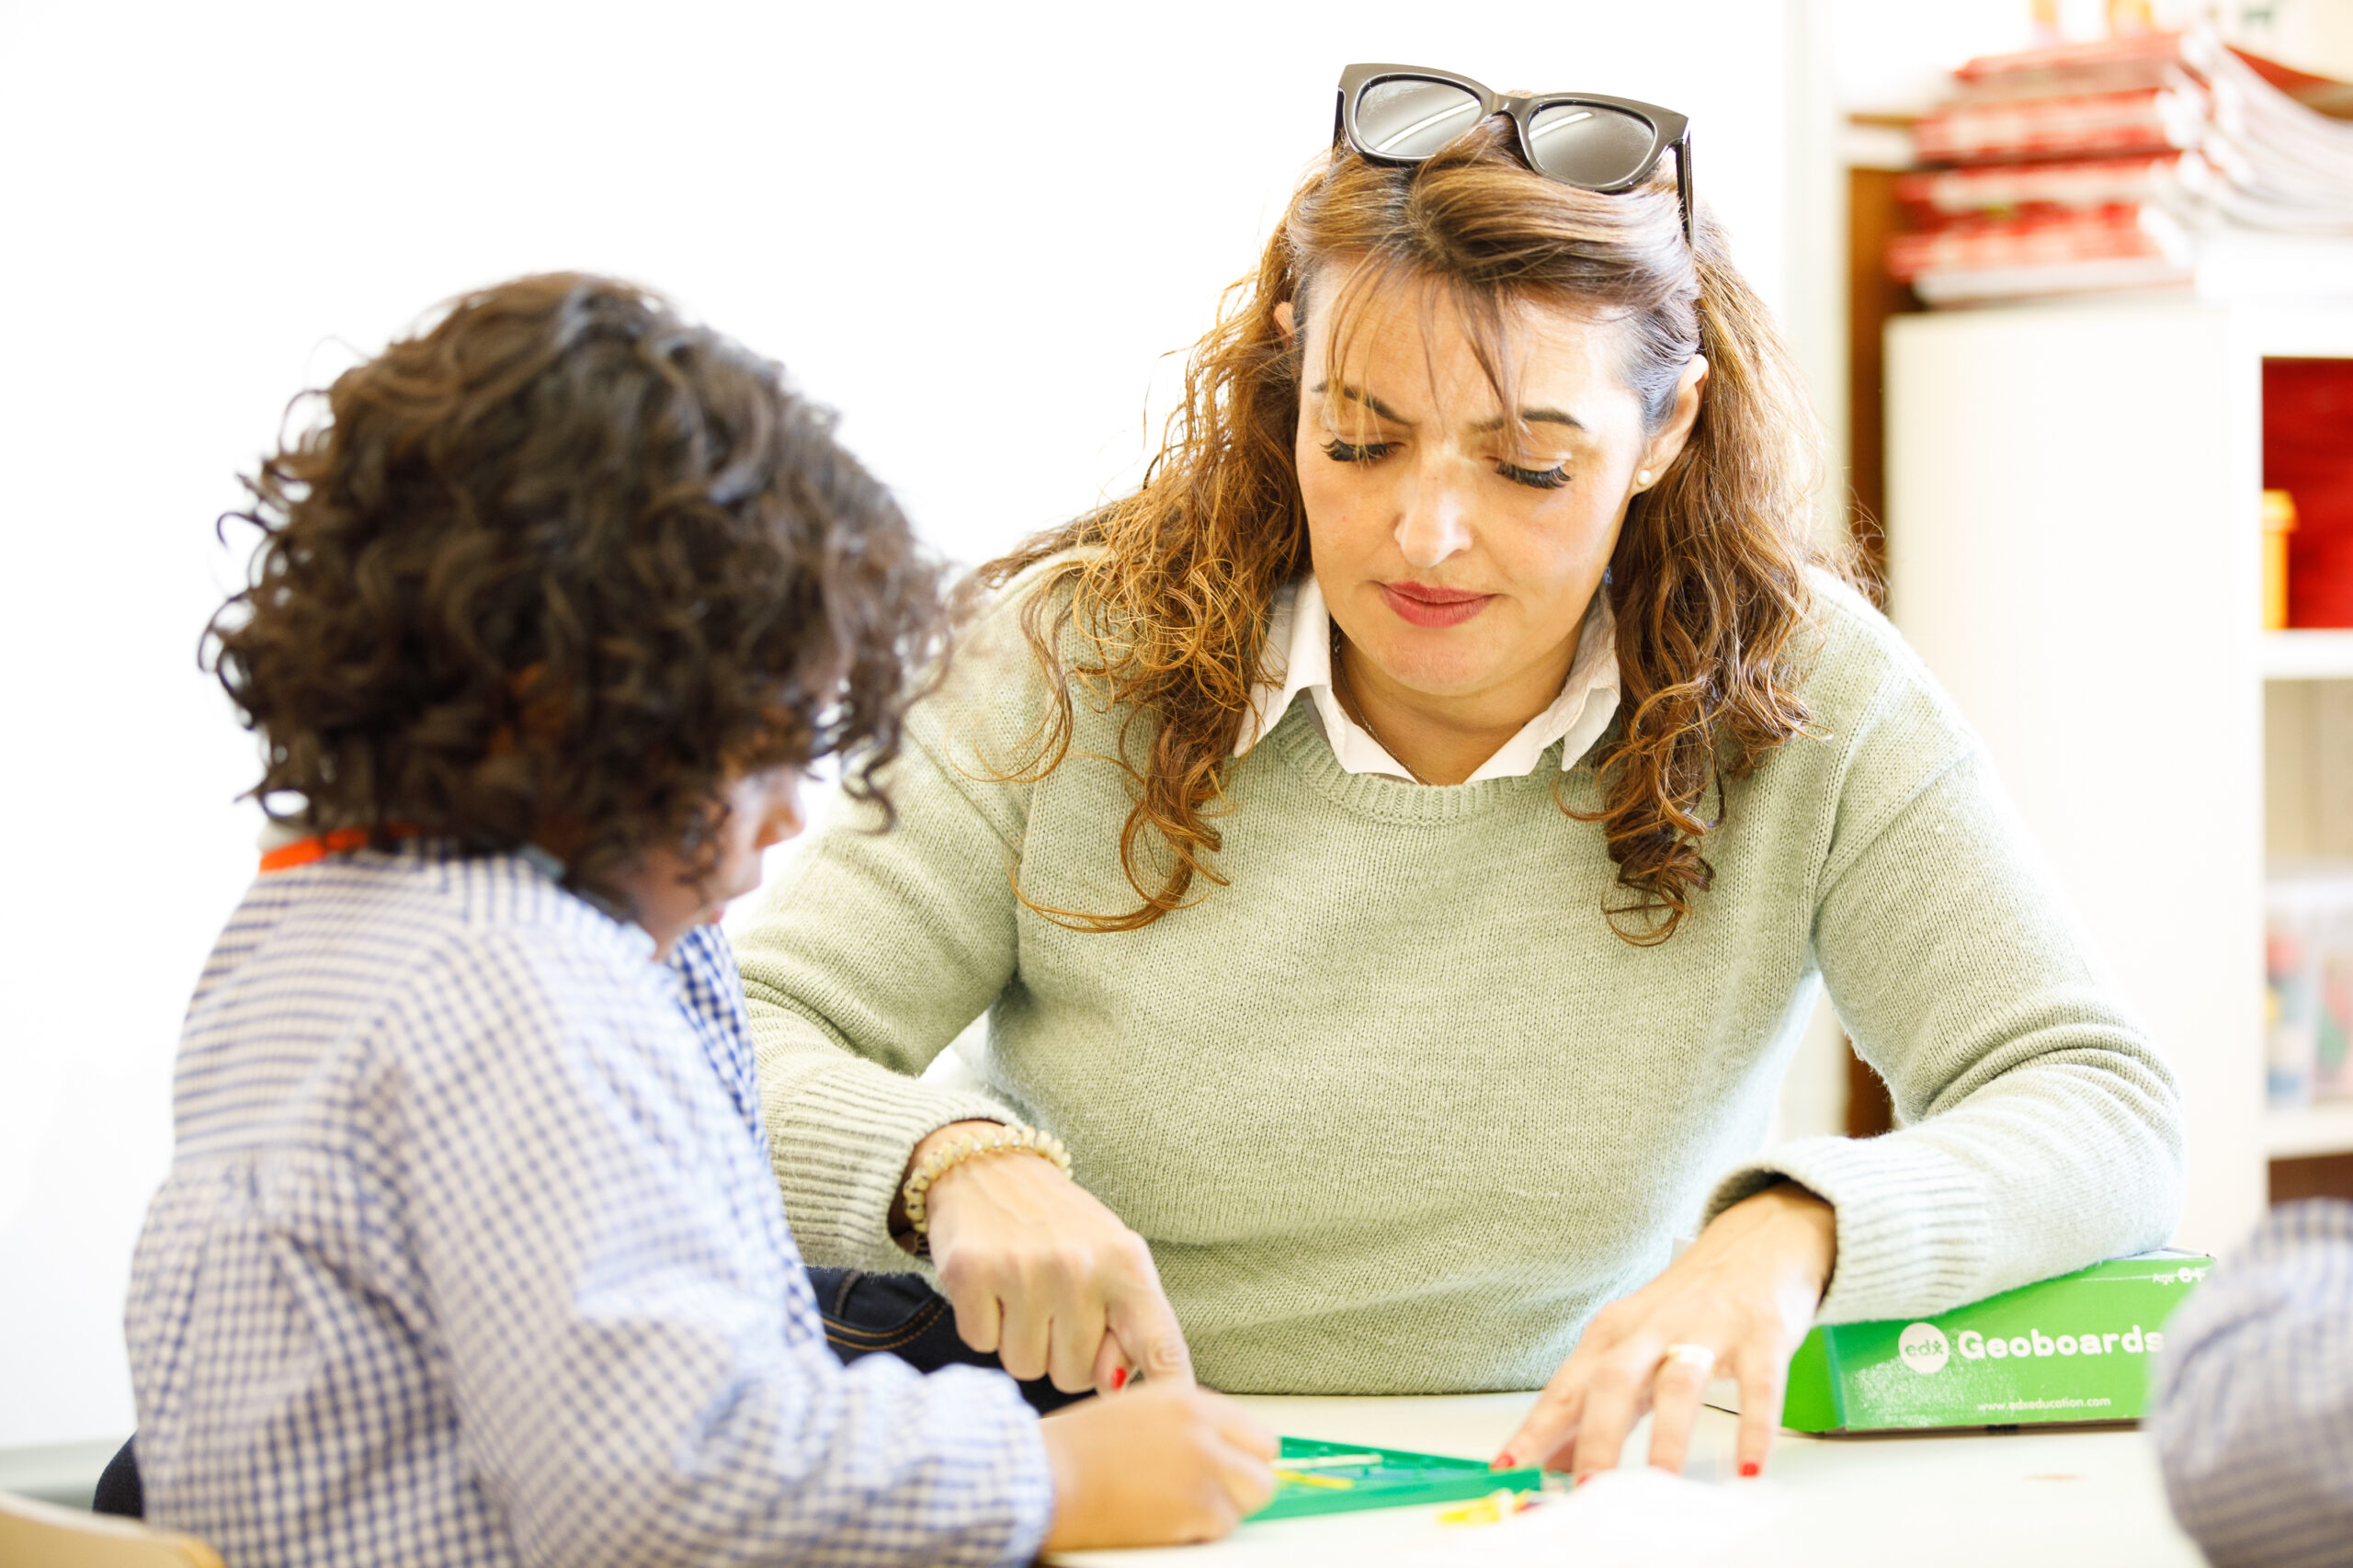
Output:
top-left (125, 846), bottom-right (1051, 1568)
top-left (2148, 1199), bottom-right (2353, 1568)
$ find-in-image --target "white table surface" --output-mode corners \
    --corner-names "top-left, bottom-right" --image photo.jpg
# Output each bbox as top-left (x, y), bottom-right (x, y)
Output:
top-left (1048, 1392), bottom-right (2207, 1567)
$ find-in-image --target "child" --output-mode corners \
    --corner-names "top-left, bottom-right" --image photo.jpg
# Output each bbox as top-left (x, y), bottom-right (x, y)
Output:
top-left (125, 274), bottom-right (1273, 1566)
top-left (2148, 1199), bottom-right (2353, 1568)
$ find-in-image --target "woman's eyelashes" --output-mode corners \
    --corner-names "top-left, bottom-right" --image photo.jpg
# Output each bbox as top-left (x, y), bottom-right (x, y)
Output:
top-left (1495, 460), bottom-right (1572, 490)
top-left (1321, 437), bottom-right (1573, 491)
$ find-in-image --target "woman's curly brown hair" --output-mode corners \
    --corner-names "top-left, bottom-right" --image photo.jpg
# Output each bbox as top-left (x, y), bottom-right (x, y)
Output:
top-left (981, 121), bottom-right (1846, 944)
top-left (206, 272), bottom-right (946, 906)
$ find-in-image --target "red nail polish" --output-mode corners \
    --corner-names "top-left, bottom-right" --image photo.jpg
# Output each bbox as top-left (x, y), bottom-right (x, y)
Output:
top-left (1493, 1452), bottom-right (1515, 1470)
top-left (1738, 1460), bottom-right (1761, 1478)
top-left (1109, 1367), bottom-right (1129, 1391)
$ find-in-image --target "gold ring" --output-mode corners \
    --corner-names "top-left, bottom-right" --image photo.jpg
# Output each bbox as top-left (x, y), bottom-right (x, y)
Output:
top-left (1661, 1342), bottom-right (1718, 1373)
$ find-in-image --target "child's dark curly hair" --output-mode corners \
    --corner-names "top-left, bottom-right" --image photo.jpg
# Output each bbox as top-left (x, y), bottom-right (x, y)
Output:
top-left (206, 272), bottom-right (946, 903)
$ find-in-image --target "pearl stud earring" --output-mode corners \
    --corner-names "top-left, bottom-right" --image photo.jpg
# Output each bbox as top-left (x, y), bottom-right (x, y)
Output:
top-left (1637, 469), bottom-right (1654, 485)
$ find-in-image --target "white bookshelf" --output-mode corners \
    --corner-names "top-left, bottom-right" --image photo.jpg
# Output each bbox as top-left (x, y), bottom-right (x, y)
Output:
top-left (2266, 1101), bottom-right (2353, 1159)
top-left (1888, 300), bottom-right (2353, 1256)
top-left (2262, 631), bottom-right (2353, 680)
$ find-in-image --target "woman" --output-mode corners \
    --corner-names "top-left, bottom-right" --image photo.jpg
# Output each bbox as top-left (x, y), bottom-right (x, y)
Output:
top-left (733, 67), bottom-right (2183, 1480)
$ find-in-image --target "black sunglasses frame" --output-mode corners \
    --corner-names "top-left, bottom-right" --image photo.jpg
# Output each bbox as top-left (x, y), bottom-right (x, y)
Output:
top-left (1334, 62), bottom-right (1694, 245)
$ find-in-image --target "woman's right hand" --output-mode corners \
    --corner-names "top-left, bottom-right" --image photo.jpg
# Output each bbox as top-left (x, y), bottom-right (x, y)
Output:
top-left (911, 1120), bottom-right (1193, 1393)
top-left (1040, 1383), bottom-right (1277, 1551)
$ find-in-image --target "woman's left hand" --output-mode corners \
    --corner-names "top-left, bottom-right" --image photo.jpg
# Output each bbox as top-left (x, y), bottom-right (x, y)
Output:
top-left (1495, 1182), bottom-right (1836, 1481)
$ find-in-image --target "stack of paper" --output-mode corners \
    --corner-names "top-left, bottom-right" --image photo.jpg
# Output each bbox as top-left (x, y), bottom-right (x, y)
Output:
top-left (1888, 28), bottom-right (2353, 306)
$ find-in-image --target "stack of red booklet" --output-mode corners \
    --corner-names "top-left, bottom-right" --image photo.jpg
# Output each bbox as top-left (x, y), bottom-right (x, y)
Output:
top-left (1888, 29), bottom-right (2353, 306)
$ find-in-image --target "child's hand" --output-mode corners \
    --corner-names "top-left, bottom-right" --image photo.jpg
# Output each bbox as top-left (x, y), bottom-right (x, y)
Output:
top-left (1039, 1382), bottom-right (1277, 1551)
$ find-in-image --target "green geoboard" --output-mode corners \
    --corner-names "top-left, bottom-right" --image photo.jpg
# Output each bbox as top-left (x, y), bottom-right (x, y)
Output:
top-left (1250, 1437), bottom-right (1546, 1521)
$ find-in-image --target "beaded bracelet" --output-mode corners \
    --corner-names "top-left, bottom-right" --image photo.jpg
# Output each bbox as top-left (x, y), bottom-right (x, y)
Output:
top-left (902, 1123), bottom-right (1073, 1241)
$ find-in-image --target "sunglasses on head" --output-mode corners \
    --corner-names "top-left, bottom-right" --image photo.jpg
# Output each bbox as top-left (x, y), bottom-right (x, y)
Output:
top-left (1334, 63), bottom-right (1694, 245)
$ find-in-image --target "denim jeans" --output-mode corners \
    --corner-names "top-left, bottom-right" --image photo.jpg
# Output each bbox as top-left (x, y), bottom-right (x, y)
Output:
top-left (809, 1266), bottom-right (1089, 1415)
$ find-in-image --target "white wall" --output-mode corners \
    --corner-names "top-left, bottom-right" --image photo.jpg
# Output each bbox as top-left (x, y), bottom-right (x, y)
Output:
top-left (0, 0), bottom-right (1812, 1449)
top-left (1826, 0), bottom-right (2353, 119)
top-left (1829, 0), bottom-right (2036, 118)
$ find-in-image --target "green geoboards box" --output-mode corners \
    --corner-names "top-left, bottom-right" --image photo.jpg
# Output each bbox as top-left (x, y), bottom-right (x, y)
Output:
top-left (1771, 1249), bottom-right (2213, 1433)
top-left (1250, 1437), bottom-right (1544, 1521)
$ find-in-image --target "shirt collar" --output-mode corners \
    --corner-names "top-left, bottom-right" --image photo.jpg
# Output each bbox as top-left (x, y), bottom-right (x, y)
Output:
top-left (252, 820), bottom-right (664, 963)
top-left (1233, 575), bottom-right (1621, 782)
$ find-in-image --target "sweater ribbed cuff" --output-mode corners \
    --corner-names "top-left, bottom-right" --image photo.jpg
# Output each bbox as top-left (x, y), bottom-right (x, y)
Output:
top-left (760, 1055), bottom-right (1017, 1275)
top-left (1705, 1131), bottom-right (1993, 1324)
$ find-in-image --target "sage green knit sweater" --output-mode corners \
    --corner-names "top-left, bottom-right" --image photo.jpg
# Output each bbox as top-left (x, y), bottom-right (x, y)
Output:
top-left (733, 568), bottom-right (2183, 1394)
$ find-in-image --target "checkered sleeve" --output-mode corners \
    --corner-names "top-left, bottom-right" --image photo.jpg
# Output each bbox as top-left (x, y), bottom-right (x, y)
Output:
top-left (670, 923), bottom-right (768, 1152)
top-left (392, 924), bottom-right (1053, 1568)
top-left (2147, 1199), bottom-right (2353, 1568)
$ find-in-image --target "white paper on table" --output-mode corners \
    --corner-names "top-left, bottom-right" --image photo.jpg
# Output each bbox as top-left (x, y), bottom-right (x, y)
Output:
top-left (1402, 1468), bottom-right (1790, 1567)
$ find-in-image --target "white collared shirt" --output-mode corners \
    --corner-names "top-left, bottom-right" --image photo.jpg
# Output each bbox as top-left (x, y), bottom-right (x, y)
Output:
top-left (1233, 575), bottom-right (1621, 782)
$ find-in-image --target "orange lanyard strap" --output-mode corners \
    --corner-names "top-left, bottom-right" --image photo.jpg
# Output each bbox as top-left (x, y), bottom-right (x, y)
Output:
top-left (258, 824), bottom-right (421, 872)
